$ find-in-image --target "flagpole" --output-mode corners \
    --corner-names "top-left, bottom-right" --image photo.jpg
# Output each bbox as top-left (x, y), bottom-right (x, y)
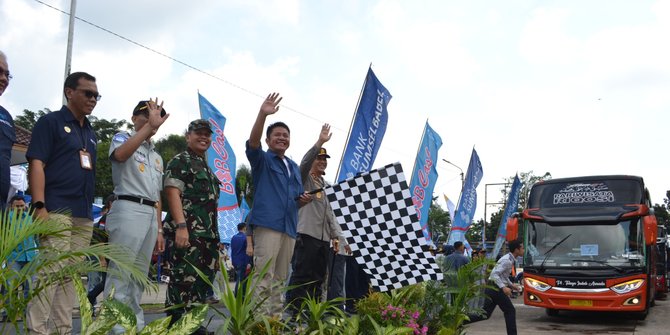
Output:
top-left (408, 120), bottom-right (428, 186)
top-left (334, 63), bottom-right (371, 182)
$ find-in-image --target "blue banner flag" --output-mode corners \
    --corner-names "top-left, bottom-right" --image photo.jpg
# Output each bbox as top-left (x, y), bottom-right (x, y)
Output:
top-left (336, 67), bottom-right (392, 182)
top-left (199, 93), bottom-right (240, 244)
top-left (447, 149), bottom-right (484, 245)
top-left (490, 175), bottom-right (522, 259)
top-left (409, 122), bottom-right (443, 245)
top-left (240, 197), bottom-right (250, 222)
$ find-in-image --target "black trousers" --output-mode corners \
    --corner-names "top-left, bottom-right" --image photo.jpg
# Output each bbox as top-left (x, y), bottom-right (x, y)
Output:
top-left (468, 286), bottom-right (517, 335)
top-left (344, 255), bottom-right (370, 313)
top-left (87, 272), bottom-right (107, 306)
top-left (286, 234), bottom-right (331, 312)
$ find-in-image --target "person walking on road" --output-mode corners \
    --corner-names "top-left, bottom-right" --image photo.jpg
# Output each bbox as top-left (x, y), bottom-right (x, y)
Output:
top-left (467, 239), bottom-right (524, 335)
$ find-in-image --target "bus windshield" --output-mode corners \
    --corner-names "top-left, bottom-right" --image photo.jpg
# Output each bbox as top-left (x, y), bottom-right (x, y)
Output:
top-left (524, 219), bottom-right (646, 268)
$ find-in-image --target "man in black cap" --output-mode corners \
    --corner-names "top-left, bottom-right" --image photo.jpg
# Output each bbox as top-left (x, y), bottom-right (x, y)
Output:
top-left (286, 124), bottom-right (348, 316)
top-left (104, 99), bottom-right (168, 334)
top-left (164, 119), bottom-right (220, 335)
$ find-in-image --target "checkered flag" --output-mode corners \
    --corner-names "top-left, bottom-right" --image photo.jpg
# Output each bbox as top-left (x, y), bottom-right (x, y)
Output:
top-left (325, 162), bottom-right (443, 292)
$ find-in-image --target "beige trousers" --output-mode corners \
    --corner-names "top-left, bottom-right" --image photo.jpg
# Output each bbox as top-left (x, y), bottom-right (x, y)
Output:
top-left (26, 214), bottom-right (93, 335)
top-left (251, 226), bottom-right (295, 317)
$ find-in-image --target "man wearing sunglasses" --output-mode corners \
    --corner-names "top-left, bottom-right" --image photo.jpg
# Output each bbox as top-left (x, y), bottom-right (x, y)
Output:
top-left (0, 51), bottom-right (16, 210)
top-left (26, 71), bottom-right (99, 335)
top-left (104, 99), bottom-right (169, 334)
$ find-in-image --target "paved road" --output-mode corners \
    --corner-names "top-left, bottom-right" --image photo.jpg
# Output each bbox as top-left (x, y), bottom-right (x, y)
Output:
top-left (466, 296), bottom-right (670, 334)
top-left (3, 284), bottom-right (669, 334)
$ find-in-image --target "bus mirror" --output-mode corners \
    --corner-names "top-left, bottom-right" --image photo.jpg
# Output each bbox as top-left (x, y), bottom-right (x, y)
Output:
top-left (506, 217), bottom-right (519, 241)
top-left (643, 215), bottom-right (658, 246)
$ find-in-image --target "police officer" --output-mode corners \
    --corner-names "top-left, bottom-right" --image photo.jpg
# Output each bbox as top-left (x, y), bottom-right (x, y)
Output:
top-left (104, 99), bottom-right (169, 334)
top-left (164, 119), bottom-right (220, 335)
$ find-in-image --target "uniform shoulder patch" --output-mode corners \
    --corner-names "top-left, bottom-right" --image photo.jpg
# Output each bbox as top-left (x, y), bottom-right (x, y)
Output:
top-left (112, 132), bottom-right (130, 144)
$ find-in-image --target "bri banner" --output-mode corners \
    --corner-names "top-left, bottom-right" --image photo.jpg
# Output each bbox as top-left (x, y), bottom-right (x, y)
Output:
top-left (336, 67), bottom-right (392, 182)
top-left (199, 93), bottom-right (240, 244)
top-left (447, 148), bottom-right (483, 245)
top-left (409, 122), bottom-right (442, 245)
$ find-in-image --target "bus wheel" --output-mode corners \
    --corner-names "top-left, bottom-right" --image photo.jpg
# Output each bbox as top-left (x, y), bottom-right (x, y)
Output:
top-left (545, 309), bottom-right (559, 317)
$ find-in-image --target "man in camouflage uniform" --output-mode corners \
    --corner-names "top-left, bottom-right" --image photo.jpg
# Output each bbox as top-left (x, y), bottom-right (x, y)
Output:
top-left (163, 119), bottom-right (220, 335)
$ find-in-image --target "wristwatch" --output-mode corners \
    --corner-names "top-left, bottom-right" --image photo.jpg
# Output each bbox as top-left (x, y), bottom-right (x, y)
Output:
top-left (177, 223), bottom-right (187, 229)
top-left (32, 201), bottom-right (45, 209)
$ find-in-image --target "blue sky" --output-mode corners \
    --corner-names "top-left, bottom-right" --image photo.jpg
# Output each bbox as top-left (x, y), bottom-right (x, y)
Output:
top-left (1, 0), bottom-right (669, 222)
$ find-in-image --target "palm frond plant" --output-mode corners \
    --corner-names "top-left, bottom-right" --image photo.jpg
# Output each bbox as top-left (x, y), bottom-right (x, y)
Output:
top-left (74, 278), bottom-right (208, 335)
top-left (295, 295), bottom-right (347, 334)
top-left (427, 256), bottom-right (494, 335)
top-left (0, 209), bottom-right (155, 333)
top-left (366, 315), bottom-right (414, 335)
top-left (192, 257), bottom-right (280, 335)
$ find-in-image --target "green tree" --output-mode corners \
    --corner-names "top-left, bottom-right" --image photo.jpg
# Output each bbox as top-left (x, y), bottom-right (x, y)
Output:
top-left (427, 197), bottom-right (451, 245)
top-left (88, 116), bottom-right (130, 142)
top-left (14, 108), bottom-right (50, 130)
top-left (504, 171), bottom-right (552, 210)
top-left (466, 218), bottom-right (485, 245)
top-left (154, 134), bottom-right (187, 166)
top-left (95, 140), bottom-right (113, 198)
top-left (653, 190), bottom-right (670, 227)
top-left (14, 108), bottom-right (129, 143)
top-left (236, 164), bottom-right (253, 206)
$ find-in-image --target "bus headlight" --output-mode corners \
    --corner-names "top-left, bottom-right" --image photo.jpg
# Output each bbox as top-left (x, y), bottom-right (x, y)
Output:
top-left (610, 279), bottom-right (644, 294)
top-left (525, 278), bottom-right (551, 292)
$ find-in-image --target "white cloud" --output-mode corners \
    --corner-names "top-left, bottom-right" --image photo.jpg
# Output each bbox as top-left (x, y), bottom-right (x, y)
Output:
top-left (519, 7), bottom-right (581, 65)
top-left (2, 0), bottom-right (670, 220)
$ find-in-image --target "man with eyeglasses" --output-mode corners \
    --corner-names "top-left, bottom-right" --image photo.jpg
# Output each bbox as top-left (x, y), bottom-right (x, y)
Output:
top-left (0, 50), bottom-right (16, 209)
top-left (103, 99), bottom-right (169, 334)
top-left (25, 71), bottom-right (99, 335)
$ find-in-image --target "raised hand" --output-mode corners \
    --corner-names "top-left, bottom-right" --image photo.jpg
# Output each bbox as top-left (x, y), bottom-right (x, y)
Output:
top-left (259, 92), bottom-right (283, 116)
top-left (319, 123), bottom-right (332, 144)
top-left (146, 97), bottom-right (169, 130)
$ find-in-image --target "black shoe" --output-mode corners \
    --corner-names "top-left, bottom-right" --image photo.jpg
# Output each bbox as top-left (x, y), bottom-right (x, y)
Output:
top-left (191, 326), bottom-right (214, 335)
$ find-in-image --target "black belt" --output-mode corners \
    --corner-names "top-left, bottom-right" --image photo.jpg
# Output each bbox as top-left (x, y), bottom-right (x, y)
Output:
top-left (116, 195), bottom-right (157, 208)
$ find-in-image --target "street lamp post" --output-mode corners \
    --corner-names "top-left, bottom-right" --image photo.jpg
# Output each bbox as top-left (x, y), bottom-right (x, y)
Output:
top-left (442, 159), bottom-right (464, 188)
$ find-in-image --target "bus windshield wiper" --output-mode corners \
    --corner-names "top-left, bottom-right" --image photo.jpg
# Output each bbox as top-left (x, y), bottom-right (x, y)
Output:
top-left (571, 259), bottom-right (624, 273)
top-left (539, 234), bottom-right (572, 273)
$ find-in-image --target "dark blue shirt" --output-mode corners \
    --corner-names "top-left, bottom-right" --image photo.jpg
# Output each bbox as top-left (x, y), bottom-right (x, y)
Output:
top-left (230, 231), bottom-right (250, 268)
top-left (0, 105), bottom-right (16, 206)
top-left (443, 250), bottom-right (470, 271)
top-left (245, 141), bottom-right (302, 238)
top-left (26, 106), bottom-right (96, 218)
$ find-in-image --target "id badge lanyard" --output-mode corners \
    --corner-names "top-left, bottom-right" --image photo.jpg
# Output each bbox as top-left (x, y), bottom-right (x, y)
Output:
top-left (72, 124), bottom-right (93, 170)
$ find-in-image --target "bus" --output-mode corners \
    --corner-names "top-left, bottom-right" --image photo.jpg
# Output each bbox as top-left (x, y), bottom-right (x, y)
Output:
top-left (655, 225), bottom-right (668, 299)
top-left (506, 175), bottom-right (658, 319)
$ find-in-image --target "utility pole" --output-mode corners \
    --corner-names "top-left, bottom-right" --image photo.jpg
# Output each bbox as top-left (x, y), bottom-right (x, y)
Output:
top-left (63, 0), bottom-right (77, 105)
